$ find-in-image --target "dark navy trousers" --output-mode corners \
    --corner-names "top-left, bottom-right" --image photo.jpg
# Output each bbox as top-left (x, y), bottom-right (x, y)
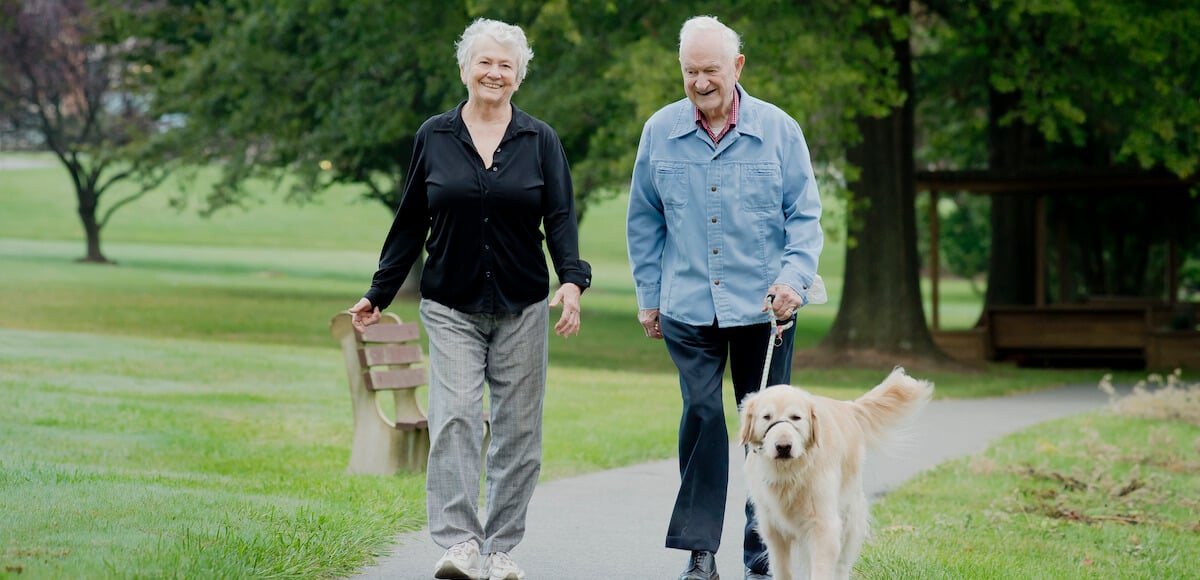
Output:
top-left (659, 315), bottom-right (796, 575)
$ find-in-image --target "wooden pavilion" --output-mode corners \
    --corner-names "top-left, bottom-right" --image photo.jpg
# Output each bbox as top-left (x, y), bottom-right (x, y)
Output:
top-left (918, 170), bottom-right (1200, 369)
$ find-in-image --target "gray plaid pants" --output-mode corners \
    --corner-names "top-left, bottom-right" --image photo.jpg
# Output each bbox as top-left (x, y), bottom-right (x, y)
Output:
top-left (419, 298), bottom-right (548, 554)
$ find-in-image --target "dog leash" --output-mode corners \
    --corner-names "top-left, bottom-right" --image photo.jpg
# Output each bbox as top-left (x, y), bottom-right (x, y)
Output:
top-left (759, 294), bottom-right (795, 391)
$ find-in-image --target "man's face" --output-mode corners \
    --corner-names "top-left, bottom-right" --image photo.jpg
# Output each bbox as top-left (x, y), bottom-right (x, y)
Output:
top-left (679, 33), bottom-right (744, 122)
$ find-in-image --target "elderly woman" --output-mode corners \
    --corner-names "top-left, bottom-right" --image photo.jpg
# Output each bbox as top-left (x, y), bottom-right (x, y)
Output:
top-left (348, 18), bottom-right (591, 580)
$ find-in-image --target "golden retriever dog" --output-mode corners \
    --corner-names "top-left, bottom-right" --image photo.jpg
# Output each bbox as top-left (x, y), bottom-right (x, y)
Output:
top-left (738, 367), bottom-right (933, 580)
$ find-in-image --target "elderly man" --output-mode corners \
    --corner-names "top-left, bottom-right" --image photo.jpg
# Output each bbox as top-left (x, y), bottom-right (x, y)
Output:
top-left (626, 15), bottom-right (824, 580)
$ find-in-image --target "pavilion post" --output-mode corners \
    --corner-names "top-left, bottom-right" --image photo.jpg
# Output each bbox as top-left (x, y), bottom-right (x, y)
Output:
top-left (929, 190), bottom-right (941, 331)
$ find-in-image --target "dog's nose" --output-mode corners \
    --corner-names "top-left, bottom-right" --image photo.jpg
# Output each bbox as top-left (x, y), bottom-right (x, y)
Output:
top-left (774, 443), bottom-right (792, 457)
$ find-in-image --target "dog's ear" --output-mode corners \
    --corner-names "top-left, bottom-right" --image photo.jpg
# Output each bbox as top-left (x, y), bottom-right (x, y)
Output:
top-left (807, 407), bottom-right (819, 451)
top-left (738, 394), bottom-right (758, 446)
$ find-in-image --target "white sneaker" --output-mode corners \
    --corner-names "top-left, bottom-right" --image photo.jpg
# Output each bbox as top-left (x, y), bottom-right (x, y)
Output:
top-left (485, 551), bottom-right (525, 580)
top-left (433, 540), bottom-right (482, 579)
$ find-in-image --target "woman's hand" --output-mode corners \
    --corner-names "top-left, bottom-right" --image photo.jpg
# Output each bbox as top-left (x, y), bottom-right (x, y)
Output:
top-left (550, 283), bottom-right (583, 338)
top-left (349, 298), bottom-right (380, 333)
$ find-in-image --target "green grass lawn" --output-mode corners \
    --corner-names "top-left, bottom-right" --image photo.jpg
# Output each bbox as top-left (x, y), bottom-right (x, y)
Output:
top-left (0, 156), bottom-right (1177, 578)
top-left (860, 410), bottom-right (1200, 578)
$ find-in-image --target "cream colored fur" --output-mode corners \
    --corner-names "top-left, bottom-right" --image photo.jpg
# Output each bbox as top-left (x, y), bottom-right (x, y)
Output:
top-left (738, 367), bottom-right (933, 580)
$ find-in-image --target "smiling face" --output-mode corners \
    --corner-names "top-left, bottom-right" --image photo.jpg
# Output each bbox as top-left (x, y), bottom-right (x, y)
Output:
top-left (461, 36), bottom-right (521, 107)
top-left (679, 31), bottom-right (744, 124)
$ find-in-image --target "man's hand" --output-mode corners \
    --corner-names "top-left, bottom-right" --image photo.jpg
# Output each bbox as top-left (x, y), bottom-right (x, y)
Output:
top-left (763, 284), bottom-right (803, 320)
top-left (639, 308), bottom-right (662, 340)
top-left (550, 283), bottom-right (583, 338)
top-left (349, 298), bottom-right (380, 333)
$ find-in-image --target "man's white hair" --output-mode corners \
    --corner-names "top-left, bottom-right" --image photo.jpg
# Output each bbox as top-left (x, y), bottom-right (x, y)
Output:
top-left (455, 18), bottom-right (534, 82)
top-left (678, 15), bottom-right (741, 63)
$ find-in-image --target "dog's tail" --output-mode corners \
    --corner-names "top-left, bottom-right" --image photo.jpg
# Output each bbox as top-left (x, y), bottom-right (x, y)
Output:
top-left (850, 366), bottom-right (934, 447)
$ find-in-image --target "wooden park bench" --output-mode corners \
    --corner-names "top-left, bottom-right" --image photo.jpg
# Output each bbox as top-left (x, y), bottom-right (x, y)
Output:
top-left (330, 311), bottom-right (490, 474)
top-left (330, 311), bottom-right (431, 474)
top-left (984, 304), bottom-right (1150, 367)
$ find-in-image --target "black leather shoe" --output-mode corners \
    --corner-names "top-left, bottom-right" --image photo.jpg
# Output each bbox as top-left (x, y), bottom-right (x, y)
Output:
top-left (679, 550), bottom-right (720, 580)
top-left (744, 570), bottom-right (771, 580)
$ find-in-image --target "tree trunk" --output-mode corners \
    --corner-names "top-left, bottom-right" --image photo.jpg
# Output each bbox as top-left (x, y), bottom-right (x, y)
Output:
top-left (75, 182), bottom-right (112, 264)
top-left (980, 89), bottom-right (1043, 310)
top-left (821, 116), bottom-right (939, 356)
top-left (982, 194), bottom-right (1038, 306)
top-left (818, 3), bottom-right (946, 364)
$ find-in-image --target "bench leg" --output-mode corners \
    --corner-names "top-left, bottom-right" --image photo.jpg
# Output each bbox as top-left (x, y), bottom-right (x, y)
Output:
top-left (348, 416), bottom-right (406, 475)
top-left (350, 411), bottom-right (487, 475)
top-left (401, 428), bottom-right (432, 472)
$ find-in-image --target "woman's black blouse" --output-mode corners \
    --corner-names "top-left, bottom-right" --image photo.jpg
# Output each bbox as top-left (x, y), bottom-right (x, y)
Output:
top-left (364, 102), bottom-right (591, 314)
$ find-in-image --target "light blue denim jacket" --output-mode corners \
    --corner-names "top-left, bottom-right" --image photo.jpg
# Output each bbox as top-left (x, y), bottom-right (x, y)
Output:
top-left (626, 85), bottom-right (823, 327)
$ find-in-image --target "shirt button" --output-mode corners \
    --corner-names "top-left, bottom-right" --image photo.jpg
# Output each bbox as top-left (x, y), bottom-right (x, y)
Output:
top-left (713, 280), bottom-right (720, 286)
top-left (710, 217), bottom-right (717, 223)
top-left (484, 244), bottom-right (491, 250)
top-left (484, 217), bottom-right (490, 223)
top-left (496, 147), bottom-right (501, 152)
top-left (491, 166), bottom-right (498, 172)
top-left (485, 272), bottom-right (492, 278)
top-left (712, 249), bottom-right (718, 255)
top-left (710, 186), bottom-right (717, 192)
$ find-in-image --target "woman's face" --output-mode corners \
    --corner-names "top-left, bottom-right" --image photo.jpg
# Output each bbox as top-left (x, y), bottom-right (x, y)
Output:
top-left (461, 37), bottom-right (521, 107)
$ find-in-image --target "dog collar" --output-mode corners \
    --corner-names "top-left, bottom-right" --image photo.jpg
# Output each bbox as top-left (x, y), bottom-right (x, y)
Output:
top-left (763, 420), bottom-right (789, 436)
top-left (750, 420), bottom-right (791, 454)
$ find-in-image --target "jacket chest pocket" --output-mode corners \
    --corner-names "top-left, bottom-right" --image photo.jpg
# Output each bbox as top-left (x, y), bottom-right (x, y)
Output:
top-left (654, 162), bottom-right (690, 208)
top-left (739, 163), bottom-right (781, 211)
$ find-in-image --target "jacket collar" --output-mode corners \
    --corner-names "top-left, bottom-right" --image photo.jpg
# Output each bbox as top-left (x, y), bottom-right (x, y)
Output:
top-left (668, 84), bottom-right (762, 142)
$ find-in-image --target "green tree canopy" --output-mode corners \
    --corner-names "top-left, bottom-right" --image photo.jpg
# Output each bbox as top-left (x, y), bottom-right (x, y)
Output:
top-left (125, 0), bottom-right (909, 223)
top-left (919, 0), bottom-right (1200, 176)
top-left (127, 0), bottom-right (469, 213)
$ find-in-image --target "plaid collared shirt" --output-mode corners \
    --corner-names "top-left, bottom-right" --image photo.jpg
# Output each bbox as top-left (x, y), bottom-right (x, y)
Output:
top-left (694, 89), bottom-right (740, 145)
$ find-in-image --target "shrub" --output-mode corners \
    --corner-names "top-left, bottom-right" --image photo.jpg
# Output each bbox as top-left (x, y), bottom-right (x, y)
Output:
top-left (1099, 370), bottom-right (1200, 425)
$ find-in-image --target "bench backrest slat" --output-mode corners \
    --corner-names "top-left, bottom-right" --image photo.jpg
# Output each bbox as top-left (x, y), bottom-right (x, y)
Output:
top-left (366, 367), bottom-right (427, 391)
top-left (360, 322), bottom-right (421, 343)
top-left (359, 344), bottom-right (423, 366)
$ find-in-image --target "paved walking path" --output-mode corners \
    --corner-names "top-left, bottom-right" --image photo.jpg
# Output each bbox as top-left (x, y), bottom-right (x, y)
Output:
top-left (351, 383), bottom-right (1110, 580)
top-left (0, 155), bottom-right (55, 170)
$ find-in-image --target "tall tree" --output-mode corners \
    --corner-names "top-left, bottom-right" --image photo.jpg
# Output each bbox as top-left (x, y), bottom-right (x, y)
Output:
top-left (0, 0), bottom-right (166, 263)
top-left (819, 0), bottom-right (947, 362)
